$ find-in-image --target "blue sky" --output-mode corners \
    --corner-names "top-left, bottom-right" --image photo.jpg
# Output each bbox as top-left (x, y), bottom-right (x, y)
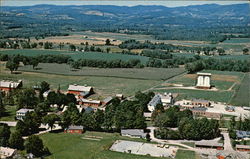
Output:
top-left (2, 1), bottom-right (248, 7)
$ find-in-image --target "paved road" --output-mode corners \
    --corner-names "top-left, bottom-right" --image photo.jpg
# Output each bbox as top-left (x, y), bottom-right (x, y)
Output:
top-left (222, 132), bottom-right (234, 151)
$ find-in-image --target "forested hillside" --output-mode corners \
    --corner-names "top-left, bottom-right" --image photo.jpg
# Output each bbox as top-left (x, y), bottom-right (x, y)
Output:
top-left (1, 4), bottom-right (249, 42)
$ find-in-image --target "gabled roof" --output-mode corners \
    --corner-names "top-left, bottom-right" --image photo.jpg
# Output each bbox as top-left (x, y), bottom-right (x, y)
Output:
top-left (236, 144), bottom-right (250, 149)
top-left (16, 109), bottom-right (34, 114)
top-left (81, 99), bottom-right (101, 104)
top-left (192, 99), bottom-right (210, 103)
top-left (68, 84), bottom-right (92, 92)
top-left (0, 147), bottom-right (16, 157)
top-left (236, 130), bottom-right (250, 138)
top-left (121, 129), bottom-right (146, 138)
top-left (0, 80), bottom-right (22, 88)
top-left (195, 141), bottom-right (223, 147)
top-left (148, 94), bottom-right (162, 107)
top-left (67, 125), bottom-right (84, 130)
top-left (103, 96), bottom-right (113, 103)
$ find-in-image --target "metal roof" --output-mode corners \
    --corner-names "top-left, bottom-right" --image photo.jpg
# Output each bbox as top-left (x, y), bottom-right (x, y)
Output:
top-left (68, 84), bottom-right (92, 92)
top-left (236, 130), bottom-right (250, 138)
top-left (67, 125), bottom-right (84, 130)
top-left (148, 94), bottom-right (162, 108)
top-left (121, 129), bottom-right (146, 138)
top-left (236, 144), bottom-right (250, 149)
top-left (16, 109), bottom-right (34, 113)
top-left (195, 141), bottom-right (223, 147)
top-left (0, 80), bottom-right (22, 88)
top-left (197, 72), bottom-right (212, 76)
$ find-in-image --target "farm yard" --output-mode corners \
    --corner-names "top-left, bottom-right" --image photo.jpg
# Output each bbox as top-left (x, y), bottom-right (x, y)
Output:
top-left (40, 131), bottom-right (196, 159)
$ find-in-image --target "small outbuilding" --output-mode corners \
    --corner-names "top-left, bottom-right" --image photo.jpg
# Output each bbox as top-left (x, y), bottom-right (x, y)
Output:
top-left (64, 125), bottom-right (84, 134)
top-left (235, 144), bottom-right (250, 152)
top-left (0, 147), bottom-right (17, 158)
top-left (121, 129), bottom-right (146, 138)
top-left (236, 130), bottom-right (250, 139)
top-left (195, 141), bottom-right (223, 150)
top-left (16, 109), bottom-right (34, 120)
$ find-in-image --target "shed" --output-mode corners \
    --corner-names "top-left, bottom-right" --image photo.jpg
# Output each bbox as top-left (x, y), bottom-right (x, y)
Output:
top-left (121, 129), bottom-right (146, 138)
top-left (64, 125), bottom-right (84, 134)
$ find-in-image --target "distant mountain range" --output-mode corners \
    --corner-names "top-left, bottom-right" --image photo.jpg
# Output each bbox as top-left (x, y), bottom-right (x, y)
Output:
top-left (1, 4), bottom-right (249, 40)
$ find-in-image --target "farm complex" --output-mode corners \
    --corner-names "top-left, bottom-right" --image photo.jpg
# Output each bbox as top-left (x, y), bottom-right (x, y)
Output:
top-left (0, 1), bottom-right (250, 159)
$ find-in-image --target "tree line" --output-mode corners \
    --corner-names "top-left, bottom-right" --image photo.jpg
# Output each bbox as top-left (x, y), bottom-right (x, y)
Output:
top-left (153, 106), bottom-right (220, 140)
top-left (185, 58), bottom-right (250, 73)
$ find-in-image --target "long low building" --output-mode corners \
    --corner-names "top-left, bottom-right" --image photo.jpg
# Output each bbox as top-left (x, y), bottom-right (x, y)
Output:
top-left (236, 144), bottom-right (250, 152)
top-left (0, 147), bottom-right (17, 158)
top-left (0, 80), bottom-right (22, 92)
top-left (68, 84), bottom-right (93, 98)
top-left (195, 141), bottom-right (223, 150)
top-left (191, 107), bottom-right (222, 119)
top-left (121, 129), bottom-right (147, 138)
top-left (79, 99), bottom-right (101, 108)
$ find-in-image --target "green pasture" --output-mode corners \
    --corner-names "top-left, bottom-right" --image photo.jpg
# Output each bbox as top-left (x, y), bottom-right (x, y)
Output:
top-left (19, 63), bottom-right (186, 80)
top-left (230, 73), bottom-right (250, 106)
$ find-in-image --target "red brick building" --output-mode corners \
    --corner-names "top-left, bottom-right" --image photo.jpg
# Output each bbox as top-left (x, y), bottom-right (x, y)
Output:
top-left (64, 125), bottom-right (84, 134)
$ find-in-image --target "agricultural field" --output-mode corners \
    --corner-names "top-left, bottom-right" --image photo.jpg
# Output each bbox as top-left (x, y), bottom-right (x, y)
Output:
top-left (230, 73), bottom-right (250, 106)
top-left (19, 63), bottom-right (186, 80)
top-left (31, 31), bottom-right (154, 45)
top-left (40, 131), bottom-right (196, 159)
top-left (0, 49), bottom-right (149, 64)
top-left (0, 62), bottom-right (162, 98)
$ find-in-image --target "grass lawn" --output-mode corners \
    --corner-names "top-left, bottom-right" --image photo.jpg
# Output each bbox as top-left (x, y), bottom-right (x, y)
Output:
top-left (40, 131), bottom-right (196, 159)
top-left (1, 105), bottom-right (17, 121)
top-left (19, 63), bottom-right (186, 80)
top-left (230, 73), bottom-right (250, 106)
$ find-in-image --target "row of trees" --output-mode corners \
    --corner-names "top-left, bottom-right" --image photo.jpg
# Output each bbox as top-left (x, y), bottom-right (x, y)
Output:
top-left (153, 106), bottom-right (220, 140)
top-left (185, 58), bottom-right (250, 73)
top-left (70, 59), bottom-right (143, 69)
top-left (118, 40), bottom-right (219, 54)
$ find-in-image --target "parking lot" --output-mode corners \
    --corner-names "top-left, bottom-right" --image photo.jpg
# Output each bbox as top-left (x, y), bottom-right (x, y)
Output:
top-left (110, 140), bottom-right (178, 158)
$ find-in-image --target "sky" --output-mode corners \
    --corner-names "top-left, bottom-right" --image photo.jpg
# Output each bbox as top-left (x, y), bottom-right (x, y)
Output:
top-left (1, 1), bottom-right (248, 7)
